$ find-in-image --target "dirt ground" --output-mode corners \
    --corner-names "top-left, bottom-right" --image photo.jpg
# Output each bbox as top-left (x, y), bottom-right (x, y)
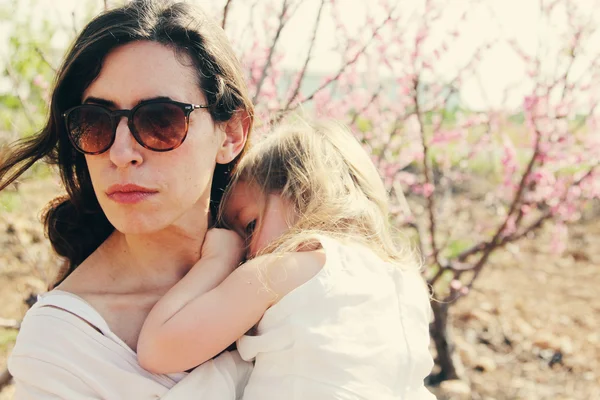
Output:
top-left (0, 177), bottom-right (598, 400)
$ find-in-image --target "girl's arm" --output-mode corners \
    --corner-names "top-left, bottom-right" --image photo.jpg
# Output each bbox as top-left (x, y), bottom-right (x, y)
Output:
top-left (137, 229), bottom-right (244, 366)
top-left (139, 229), bottom-right (245, 331)
top-left (137, 250), bottom-right (325, 375)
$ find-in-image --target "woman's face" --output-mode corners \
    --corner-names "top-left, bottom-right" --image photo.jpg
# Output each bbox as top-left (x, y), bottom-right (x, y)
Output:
top-left (82, 41), bottom-right (245, 235)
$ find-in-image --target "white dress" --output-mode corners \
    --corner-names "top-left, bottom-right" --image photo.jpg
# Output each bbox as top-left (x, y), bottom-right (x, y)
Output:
top-left (237, 235), bottom-right (437, 400)
top-left (9, 290), bottom-right (252, 399)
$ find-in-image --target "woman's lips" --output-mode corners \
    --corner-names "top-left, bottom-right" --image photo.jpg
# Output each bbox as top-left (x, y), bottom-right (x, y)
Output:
top-left (106, 184), bottom-right (158, 204)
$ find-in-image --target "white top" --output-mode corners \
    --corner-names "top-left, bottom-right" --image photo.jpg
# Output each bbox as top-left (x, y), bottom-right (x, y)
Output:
top-left (8, 290), bottom-right (252, 399)
top-left (237, 236), bottom-right (436, 400)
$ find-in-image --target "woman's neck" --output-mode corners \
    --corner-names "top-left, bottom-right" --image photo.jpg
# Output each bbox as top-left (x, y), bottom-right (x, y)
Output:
top-left (97, 213), bottom-right (211, 293)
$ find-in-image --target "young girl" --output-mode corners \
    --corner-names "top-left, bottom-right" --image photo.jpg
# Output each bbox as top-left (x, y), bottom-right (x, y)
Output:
top-left (137, 120), bottom-right (437, 399)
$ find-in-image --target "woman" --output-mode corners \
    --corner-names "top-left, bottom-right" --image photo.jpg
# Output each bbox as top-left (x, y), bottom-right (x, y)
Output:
top-left (1, 1), bottom-right (254, 398)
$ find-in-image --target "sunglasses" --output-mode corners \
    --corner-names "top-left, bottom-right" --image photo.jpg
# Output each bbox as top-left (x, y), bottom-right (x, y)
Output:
top-left (63, 99), bottom-right (210, 155)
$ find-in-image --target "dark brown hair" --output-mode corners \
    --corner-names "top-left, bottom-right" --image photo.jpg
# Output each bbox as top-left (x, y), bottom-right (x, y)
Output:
top-left (0, 0), bottom-right (254, 285)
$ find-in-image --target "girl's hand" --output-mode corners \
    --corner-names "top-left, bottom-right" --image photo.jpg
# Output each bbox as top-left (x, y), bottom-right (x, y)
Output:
top-left (201, 228), bottom-right (245, 268)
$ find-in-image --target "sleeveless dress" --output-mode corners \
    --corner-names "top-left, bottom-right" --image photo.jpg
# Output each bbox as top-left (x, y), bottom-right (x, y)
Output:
top-left (9, 290), bottom-right (252, 399)
top-left (237, 236), bottom-right (436, 399)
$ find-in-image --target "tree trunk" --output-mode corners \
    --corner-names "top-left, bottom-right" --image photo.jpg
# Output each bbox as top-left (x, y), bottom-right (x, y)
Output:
top-left (429, 300), bottom-right (460, 384)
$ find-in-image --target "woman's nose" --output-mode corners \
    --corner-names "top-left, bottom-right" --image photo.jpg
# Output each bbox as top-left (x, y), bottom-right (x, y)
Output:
top-left (109, 118), bottom-right (144, 167)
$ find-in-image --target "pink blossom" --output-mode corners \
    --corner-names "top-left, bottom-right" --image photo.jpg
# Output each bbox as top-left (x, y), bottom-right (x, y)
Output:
top-left (431, 129), bottom-right (464, 146)
top-left (503, 215), bottom-right (517, 237)
top-left (422, 183), bottom-right (435, 198)
top-left (410, 50), bottom-right (419, 62)
top-left (523, 95), bottom-right (539, 112)
top-left (237, 0), bottom-right (599, 304)
top-left (415, 27), bottom-right (428, 46)
top-left (395, 171), bottom-right (418, 186)
top-left (501, 136), bottom-right (519, 194)
top-left (450, 280), bottom-right (462, 291)
top-left (32, 74), bottom-right (49, 90)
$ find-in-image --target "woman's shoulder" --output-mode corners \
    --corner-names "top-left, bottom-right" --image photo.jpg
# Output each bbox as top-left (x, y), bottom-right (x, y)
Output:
top-left (11, 291), bottom-right (105, 355)
top-left (7, 292), bottom-right (106, 394)
top-left (7, 290), bottom-right (177, 398)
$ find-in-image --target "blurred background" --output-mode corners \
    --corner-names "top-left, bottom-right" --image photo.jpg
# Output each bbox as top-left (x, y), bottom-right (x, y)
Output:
top-left (0, 0), bottom-right (598, 399)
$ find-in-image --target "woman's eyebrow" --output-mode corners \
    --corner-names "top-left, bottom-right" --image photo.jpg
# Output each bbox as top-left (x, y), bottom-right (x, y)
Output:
top-left (83, 97), bottom-right (115, 107)
top-left (82, 96), bottom-right (173, 108)
top-left (138, 96), bottom-right (173, 104)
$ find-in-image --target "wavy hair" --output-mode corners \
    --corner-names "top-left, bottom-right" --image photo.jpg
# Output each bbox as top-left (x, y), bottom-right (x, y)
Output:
top-left (0, 0), bottom-right (254, 285)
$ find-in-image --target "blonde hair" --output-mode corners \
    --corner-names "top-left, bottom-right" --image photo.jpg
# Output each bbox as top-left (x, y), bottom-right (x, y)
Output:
top-left (220, 119), bottom-right (417, 268)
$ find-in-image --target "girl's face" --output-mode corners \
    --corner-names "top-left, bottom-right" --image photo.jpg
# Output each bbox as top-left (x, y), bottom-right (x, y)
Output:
top-left (82, 41), bottom-right (245, 235)
top-left (223, 181), bottom-right (294, 258)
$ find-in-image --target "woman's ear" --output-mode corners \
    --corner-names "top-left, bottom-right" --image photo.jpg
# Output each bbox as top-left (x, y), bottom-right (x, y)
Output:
top-left (216, 111), bottom-right (250, 164)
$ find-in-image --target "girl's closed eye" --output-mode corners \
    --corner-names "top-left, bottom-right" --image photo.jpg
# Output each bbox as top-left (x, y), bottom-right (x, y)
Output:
top-left (245, 220), bottom-right (257, 237)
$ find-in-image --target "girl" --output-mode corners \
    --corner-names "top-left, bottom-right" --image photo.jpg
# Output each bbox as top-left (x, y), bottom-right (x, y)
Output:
top-left (138, 120), bottom-right (437, 399)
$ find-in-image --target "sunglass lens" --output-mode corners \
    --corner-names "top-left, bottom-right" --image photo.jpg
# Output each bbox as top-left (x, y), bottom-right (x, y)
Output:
top-left (67, 106), bottom-right (113, 154)
top-left (133, 102), bottom-right (187, 151)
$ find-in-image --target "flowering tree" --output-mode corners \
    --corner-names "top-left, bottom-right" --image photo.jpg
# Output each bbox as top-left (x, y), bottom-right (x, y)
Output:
top-left (1, 0), bottom-right (598, 387)
top-left (220, 0), bottom-right (600, 382)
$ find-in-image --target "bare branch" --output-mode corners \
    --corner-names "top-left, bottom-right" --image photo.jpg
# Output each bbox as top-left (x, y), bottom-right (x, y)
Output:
top-left (237, 0), bottom-right (261, 44)
top-left (573, 100), bottom-right (599, 132)
top-left (413, 75), bottom-right (443, 269)
top-left (375, 115), bottom-right (402, 168)
top-left (427, 265), bottom-right (448, 286)
top-left (460, 165), bottom-right (598, 293)
top-left (459, 125), bottom-right (542, 283)
top-left (286, 1), bottom-right (400, 112)
top-left (252, 0), bottom-right (293, 103)
top-left (71, 11), bottom-right (78, 36)
top-left (349, 84), bottom-right (385, 128)
top-left (4, 66), bottom-right (37, 131)
top-left (222, 0), bottom-right (233, 30)
top-left (453, 208), bottom-right (551, 269)
top-left (35, 47), bottom-right (56, 73)
top-left (282, 0), bottom-right (326, 110)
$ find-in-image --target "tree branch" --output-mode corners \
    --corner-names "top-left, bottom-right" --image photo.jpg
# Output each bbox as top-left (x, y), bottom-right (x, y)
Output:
top-left (456, 185), bottom-right (579, 290)
top-left (459, 123), bottom-right (542, 281)
top-left (4, 66), bottom-right (37, 131)
top-left (222, 0), bottom-right (233, 30)
top-left (414, 76), bottom-right (442, 269)
top-left (349, 84), bottom-right (385, 128)
top-left (252, 0), bottom-right (292, 103)
top-left (282, 0), bottom-right (325, 110)
top-left (286, 1), bottom-right (400, 112)
top-left (376, 115), bottom-right (403, 168)
top-left (459, 164), bottom-right (598, 295)
top-left (35, 47), bottom-right (56, 73)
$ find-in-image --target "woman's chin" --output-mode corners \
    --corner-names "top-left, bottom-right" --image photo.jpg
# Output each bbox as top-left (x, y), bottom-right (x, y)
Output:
top-left (106, 213), bottom-right (168, 235)
top-left (101, 199), bottom-right (209, 237)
